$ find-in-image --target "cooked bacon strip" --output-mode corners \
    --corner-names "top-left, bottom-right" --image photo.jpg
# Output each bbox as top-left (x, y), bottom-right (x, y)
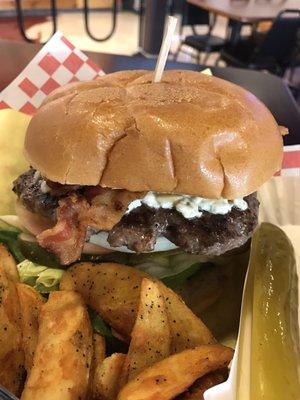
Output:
top-left (37, 196), bottom-right (89, 265)
top-left (37, 189), bottom-right (144, 264)
top-left (83, 189), bottom-right (145, 231)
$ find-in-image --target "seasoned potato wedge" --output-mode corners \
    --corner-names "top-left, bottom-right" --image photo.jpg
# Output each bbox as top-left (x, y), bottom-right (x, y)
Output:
top-left (0, 243), bottom-right (19, 282)
top-left (16, 283), bottom-right (45, 372)
top-left (21, 290), bottom-right (93, 400)
top-left (92, 334), bottom-right (106, 370)
top-left (118, 344), bottom-right (233, 400)
top-left (160, 285), bottom-right (215, 353)
top-left (93, 353), bottom-right (126, 400)
top-left (60, 262), bottom-right (215, 350)
top-left (0, 261), bottom-right (24, 396)
top-left (90, 334), bottom-right (106, 397)
top-left (120, 278), bottom-right (171, 386)
top-left (60, 262), bottom-right (148, 338)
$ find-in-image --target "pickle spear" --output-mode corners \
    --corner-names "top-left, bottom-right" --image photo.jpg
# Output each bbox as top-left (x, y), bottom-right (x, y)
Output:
top-left (250, 223), bottom-right (300, 399)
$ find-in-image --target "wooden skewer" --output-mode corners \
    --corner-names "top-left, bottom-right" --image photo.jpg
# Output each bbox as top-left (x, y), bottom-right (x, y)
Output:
top-left (153, 16), bottom-right (178, 83)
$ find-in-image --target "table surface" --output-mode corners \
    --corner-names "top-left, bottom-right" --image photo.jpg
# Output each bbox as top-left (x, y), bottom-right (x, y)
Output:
top-left (188, 0), bottom-right (300, 22)
top-left (0, 39), bottom-right (299, 145)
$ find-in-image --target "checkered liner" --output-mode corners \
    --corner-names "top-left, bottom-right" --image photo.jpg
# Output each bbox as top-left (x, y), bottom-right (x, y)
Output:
top-left (0, 31), bottom-right (299, 176)
top-left (0, 32), bottom-right (103, 114)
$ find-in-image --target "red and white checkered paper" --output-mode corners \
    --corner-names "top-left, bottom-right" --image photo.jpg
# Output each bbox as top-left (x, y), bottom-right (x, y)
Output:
top-left (0, 31), bottom-right (299, 176)
top-left (0, 32), bottom-right (103, 114)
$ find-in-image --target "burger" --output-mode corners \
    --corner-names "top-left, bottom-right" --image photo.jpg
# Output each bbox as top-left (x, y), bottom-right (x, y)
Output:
top-left (12, 70), bottom-right (283, 266)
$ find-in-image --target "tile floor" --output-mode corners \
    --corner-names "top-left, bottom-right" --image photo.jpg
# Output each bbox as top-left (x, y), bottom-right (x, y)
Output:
top-left (25, 10), bottom-right (233, 65)
top-left (27, 11), bottom-right (140, 55)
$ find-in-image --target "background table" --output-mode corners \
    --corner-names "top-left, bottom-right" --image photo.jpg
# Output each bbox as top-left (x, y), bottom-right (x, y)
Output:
top-left (187, 0), bottom-right (300, 23)
top-left (0, 39), bottom-right (299, 145)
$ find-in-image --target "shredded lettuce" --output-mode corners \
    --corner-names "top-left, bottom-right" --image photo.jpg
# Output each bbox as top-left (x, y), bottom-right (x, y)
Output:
top-left (162, 263), bottom-right (204, 290)
top-left (129, 251), bottom-right (208, 286)
top-left (17, 259), bottom-right (64, 293)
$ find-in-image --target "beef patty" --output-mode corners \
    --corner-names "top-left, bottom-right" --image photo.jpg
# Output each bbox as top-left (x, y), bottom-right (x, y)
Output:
top-left (13, 169), bottom-right (259, 256)
top-left (13, 169), bottom-right (59, 218)
top-left (108, 194), bottom-right (259, 255)
top-left (13, 168), bottom-right (81, 218)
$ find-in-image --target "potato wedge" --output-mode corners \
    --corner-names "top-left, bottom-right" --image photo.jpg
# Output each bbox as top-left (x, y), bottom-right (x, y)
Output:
top-left (92, 334), bottom-right (106, 370)
top-left (21, 290), bottom-right (93, 400)
top-left (93, 353), bottom-right (126, 400)
top-left (120, 278), bottom-right (171, 386)
top-left (118, 344), bottom-right (233, 400)
top-left (160, 285), bottom-right (215, 353)
top-left (60, 262), bottom-right (148, 338)
top-left (60, 263), bottom-right (215, 350)
top-left (0, 261), bottom-right (24, 396)
top-left (89, 334), bottom-right (106, 397)
top-left (16, 283), bottom-right (45, 372)
top-left (0, 243), bottom-right (19, 282)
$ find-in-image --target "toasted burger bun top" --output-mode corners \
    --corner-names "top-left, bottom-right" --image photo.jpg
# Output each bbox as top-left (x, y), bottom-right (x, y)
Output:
top-left (24, 70), bottom-right (283, 199)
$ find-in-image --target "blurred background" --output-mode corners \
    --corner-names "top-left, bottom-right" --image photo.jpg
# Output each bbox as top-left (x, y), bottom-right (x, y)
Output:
top-left (0, 0), bottom-right (299, 102)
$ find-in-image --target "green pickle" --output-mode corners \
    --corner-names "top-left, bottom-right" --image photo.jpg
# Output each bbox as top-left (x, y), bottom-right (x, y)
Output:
top-left (250, 223), bottom-right (300, 399)
top-left (18, 238), bottom-right (62, 268)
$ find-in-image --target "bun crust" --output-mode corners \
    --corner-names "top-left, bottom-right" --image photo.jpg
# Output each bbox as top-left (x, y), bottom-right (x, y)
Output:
top-left (24, 70), bottom-right (283, 198)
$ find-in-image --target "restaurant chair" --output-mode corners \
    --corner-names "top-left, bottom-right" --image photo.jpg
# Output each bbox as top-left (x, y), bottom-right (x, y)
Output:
top-left (15, 0), bottom-right (57, 43)
top-left (217, 9), bottom-right (300, 77)
top-left (286, 35), bottom-right (300, 98)
top-left (173, 2), bottom-right (225, 64)
top-left (83, 0), bottom-right (118, 42)
top-left (14, 0), bottom-right (118, 43)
